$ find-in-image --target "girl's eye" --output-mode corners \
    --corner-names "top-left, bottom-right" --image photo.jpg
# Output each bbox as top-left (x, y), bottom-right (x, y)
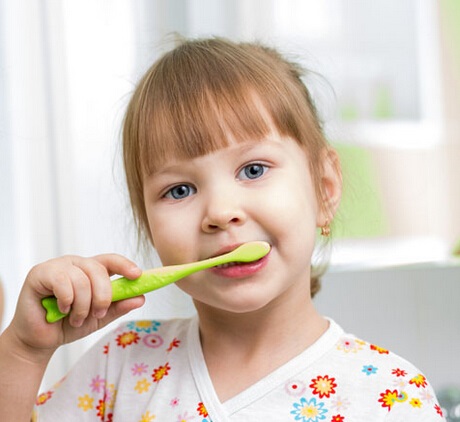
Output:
top-left (238, 163), bottom-right (268, 180)
top-left (164, 184), bottom-right (196, 200)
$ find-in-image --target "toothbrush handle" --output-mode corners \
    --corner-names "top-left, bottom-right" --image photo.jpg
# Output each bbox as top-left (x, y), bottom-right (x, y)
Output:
top-left (41, 271), bottom-right (181, 323)
top-left (41, 296), bottom-right (70, 323)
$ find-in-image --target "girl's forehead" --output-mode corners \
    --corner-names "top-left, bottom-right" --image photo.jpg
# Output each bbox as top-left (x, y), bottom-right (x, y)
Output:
top-left (146, 135), bottom-right (271, 178)
top-left (148, 131), bottom-right (307, 179)
top-left (140, 100), bottom-right (279, 178)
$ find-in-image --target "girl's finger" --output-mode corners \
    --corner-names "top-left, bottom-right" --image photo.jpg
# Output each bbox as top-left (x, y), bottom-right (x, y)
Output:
top-left (52, 272), bottom-right (75, 315)
top-left (29, 260), bottom-right (76, 314)
top-left (66, 266), bottom-right (92, 327)
top-left (93, 254), bottom-right (142, 279)
top-left (75, 258), bottom-right (113, 319)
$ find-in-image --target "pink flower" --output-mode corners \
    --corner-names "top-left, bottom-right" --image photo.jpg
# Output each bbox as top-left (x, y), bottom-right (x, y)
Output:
top-left (89, 375), bottom-right (106, 393)
top-left (131, 363), bottom-right (149, 376)
top-left (170, 397), bottom-right (180, 407)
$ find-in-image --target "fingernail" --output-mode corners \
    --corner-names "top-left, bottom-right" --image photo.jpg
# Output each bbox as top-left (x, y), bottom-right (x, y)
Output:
top-left (72, 318), bottom-right (83, 328)
top-left (60, 306), bottom-right (71, 315)
top-left (93, 310), bottom-right (106, 319)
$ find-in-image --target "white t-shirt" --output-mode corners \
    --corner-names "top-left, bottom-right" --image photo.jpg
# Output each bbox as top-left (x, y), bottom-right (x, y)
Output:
top-left (34, 317), bottom-right (445, 421)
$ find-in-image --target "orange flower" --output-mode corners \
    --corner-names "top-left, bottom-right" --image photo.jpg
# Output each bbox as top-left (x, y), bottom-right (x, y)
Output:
top-left (392, 368), bottom-right (407, 377)
top-left (310, 375), bottom-right (337, 398)
top-left (370, 344), bottom-right (389, 354)
top-left (36, 391), bottom-right (53, 406)
top-left (435, 404), bottom-right (444, 417)
top-left (152, 362), bottom-right (171, 383)
top-left (409, 398), bottom-right (422, 408)
top-left (96, 399), bottom-right (106, 420)
top-left (116, 331), bottom-right (140, 348)
top-left (409, 374), bottom-right (427, 388)
top-left (167, 337), bottom-right (181, 352)
top-left (197, 402), bottom-right (208, 417)
top-left (378, 389), bottom-right (398, 411)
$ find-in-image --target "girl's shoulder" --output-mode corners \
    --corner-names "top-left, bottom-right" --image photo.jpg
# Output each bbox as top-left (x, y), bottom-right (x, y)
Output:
top-left (310, 324), bottom-right (445, 419)
top-left (325, 320), bottom-right (428, 381)
top-left (332, 329), bottom-right (425, 381)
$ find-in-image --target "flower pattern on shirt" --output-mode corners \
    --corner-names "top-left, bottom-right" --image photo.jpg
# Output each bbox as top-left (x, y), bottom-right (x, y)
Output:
top-left (289, 333), bottom-right (445, 420)
top-left (116, 331), bottom-right (140, 348)
top-left (33, 319), bottom-right (445, 421)
top-left (310, 375), bottom-right (337, 399)
top-left (409, 373), bottom-right (428, 388)
top-left (127, 320), bottom-right (161, 333)
top-left (36, 391), bottom-right (53, 406)
top-left (362, 365), bottom-right (378, 376)
top-left (291, 397), bottom-right (328, 421)
top-left (152, 362), bottom-right (171, 383)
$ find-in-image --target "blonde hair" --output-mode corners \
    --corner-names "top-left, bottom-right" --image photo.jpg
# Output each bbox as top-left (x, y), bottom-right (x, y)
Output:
top-left (123, 37), bottom-right (334, 297)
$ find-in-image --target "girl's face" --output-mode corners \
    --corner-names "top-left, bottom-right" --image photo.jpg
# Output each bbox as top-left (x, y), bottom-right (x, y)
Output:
top-left (143, 127), bottom-right (335, 315)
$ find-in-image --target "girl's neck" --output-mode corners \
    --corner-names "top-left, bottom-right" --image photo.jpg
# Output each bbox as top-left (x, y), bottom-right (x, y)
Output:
top-left (197, 297), bottom-right (327, 358)
top-left (194, 288), bottom-right (329, 402)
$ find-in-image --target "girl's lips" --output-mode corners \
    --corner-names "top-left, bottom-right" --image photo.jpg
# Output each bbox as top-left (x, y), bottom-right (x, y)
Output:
top-left (209, 251), bottom-right (270, 279)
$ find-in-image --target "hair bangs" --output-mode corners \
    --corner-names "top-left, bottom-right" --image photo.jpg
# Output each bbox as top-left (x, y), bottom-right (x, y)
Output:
top-left (137, 61), bottom-right (275, 179)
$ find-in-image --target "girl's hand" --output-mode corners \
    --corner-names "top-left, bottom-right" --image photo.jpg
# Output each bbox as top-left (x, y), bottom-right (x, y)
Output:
top-left (9, 254), bottom-right (144, 357)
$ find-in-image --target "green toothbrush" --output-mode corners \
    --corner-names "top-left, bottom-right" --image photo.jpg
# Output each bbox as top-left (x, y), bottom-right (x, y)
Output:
top-left (42, 241), bottom-right (270, 323)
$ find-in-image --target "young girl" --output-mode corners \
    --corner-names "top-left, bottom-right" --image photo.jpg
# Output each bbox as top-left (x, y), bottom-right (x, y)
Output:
top-left (0, 37), bottom-right (445, 421)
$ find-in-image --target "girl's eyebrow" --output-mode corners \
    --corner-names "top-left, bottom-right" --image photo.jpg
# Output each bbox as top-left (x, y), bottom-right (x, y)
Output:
top-left (226, 136), bottom-right (284, 156)
top-left (151, 137), bottom-right (280, 178)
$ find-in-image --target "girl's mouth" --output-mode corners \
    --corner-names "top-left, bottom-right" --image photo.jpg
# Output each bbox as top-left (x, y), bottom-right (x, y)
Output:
top-left (215, 262), bottom-right (243, 269)
top-left (210, 253), bottom-right (269, 278)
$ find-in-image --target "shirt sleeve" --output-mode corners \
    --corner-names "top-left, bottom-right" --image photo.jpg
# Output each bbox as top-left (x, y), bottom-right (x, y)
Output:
top-left (381, 370), bottom-right (446, 421)
top-left (33, 328), bottom-right (118, 421)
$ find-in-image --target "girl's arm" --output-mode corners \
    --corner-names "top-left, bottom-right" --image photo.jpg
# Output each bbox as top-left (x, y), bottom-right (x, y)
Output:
top-left (0, 327), bottom-right (53, 421)
top-left (0, 254), bottom-right (144, 421)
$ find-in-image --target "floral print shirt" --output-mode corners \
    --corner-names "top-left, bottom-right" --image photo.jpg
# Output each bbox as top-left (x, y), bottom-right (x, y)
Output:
top-left (34, 317), bottom-right (445, 421)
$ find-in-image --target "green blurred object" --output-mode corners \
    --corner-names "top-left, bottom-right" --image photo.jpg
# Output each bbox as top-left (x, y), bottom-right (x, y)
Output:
top-left (340, 103), bottom-right (359, 121)
top-left (441, 0), bottom-right (460, 80)
top-left (333, 143), bottom-right (388, 238)
top-left (453, 239), bottom-right (460, 256)
top-left (441, 0), bottom-right (460, 258)
top-left (373, 84), bottom-right (394, 120)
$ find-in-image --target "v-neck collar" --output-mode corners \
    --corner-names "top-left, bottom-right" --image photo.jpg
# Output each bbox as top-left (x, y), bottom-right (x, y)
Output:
top-left (187, 315), bottom-right (344, 420)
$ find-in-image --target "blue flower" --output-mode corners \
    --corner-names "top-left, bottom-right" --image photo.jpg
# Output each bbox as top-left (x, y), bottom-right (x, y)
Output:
top-left (290, 397), bottom-right (328, 421)
top-left (362, 364), bottom-right (378, 376)
top-left (127, 320), bottom-right (161, 333)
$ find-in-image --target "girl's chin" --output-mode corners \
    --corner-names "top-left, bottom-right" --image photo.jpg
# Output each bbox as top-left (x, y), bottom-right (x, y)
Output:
top-left (194, 285), bottom-right (279, 315)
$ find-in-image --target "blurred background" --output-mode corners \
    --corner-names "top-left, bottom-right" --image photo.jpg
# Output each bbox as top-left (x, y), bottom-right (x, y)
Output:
top-left (0, 0), bottom-right (459, 417)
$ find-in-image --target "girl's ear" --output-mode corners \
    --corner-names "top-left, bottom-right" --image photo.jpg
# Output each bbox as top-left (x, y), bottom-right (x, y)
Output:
top-left (317, 147), bottom-right (342, 226)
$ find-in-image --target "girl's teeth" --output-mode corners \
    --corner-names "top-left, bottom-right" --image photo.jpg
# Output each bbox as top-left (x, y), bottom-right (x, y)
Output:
top-left (216, 262), bottom-right (239, 269)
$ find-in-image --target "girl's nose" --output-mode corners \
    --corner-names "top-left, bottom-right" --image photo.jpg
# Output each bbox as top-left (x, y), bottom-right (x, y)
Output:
top-left (201, 195), bottom-right (247, 233)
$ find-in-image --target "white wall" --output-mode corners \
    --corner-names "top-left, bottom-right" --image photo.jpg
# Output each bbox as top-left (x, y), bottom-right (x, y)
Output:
top-left (316, 262), bottom-right (460, 391)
